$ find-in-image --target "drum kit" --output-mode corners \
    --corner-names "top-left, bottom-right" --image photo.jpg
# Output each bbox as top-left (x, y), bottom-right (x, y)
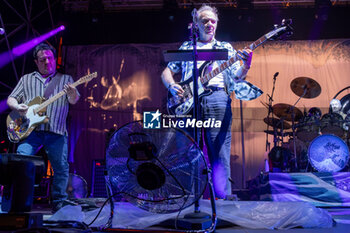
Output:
top-left (264, 77), bottom-right (350, 173)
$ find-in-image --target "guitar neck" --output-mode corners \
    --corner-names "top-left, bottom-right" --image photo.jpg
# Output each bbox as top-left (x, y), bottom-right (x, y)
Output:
top-left (200, 34), bottom-right (268, 85)
top-left (34, 80), bottom-right (81, 113)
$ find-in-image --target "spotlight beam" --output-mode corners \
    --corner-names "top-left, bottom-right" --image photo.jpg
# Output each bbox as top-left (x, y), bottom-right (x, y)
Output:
top-left (0, 25), bottom-right (65, 69)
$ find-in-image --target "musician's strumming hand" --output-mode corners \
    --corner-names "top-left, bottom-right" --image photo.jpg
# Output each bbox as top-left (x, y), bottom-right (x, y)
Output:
top-left (16, 103), bottom-right (28, 116)
top-left (169, 83), bottom-right (184, 97)
top-left (237, 48), bottom-right (253, 69)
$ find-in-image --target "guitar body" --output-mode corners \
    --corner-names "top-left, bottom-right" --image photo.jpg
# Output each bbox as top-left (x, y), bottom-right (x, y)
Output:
top-left (166, 20), bottom-right (293, 115)
top-left (6, 96), bottom-right (49, 143)
top-left (167, 61), bottom-right (217, 115)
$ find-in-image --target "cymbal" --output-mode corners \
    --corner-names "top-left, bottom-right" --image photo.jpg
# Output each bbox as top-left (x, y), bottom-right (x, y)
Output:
top-left (290, 77), bottom-right (321, 99)
top-left (272, 103), bottom-right (303, 121)
top-left (264, 117), bottom-right (291, 129)
top-left (340, 93), bottom-right (350, 115)
top-left (264, 130), bottom-right (293, 137)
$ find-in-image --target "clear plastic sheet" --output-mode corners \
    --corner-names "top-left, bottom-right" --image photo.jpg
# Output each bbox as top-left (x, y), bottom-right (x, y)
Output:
top-left (49, 199), bottom-right (333, 229)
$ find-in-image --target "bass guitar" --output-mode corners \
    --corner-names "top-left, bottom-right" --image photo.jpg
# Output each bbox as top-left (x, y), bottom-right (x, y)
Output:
top-left (167, 19), bottom-right (293, 115)
top-left (6, 72), bottom-right (98, 143)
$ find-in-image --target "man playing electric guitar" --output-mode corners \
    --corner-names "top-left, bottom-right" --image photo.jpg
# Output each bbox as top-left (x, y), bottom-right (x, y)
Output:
top-left (161, 5), bottom-right (262, 199)
top-left (7, 42), bottom-right (80, 212)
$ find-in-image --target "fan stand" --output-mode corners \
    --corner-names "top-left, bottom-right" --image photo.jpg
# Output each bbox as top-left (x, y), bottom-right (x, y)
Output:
top-left (159, 172), bottom-right (217, 231)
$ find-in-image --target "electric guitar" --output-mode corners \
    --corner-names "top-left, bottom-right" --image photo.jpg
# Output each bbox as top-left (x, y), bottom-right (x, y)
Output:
top-left (6, 72), bottom-right (98, 143)
top-left (167, 19), bottom-right (293, 115)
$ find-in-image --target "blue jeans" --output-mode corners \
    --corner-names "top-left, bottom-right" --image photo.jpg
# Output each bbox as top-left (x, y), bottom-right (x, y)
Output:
top-left (17, 131), bottom-right (69, 207)
top-left (201, 90), bottom-right (232, 198)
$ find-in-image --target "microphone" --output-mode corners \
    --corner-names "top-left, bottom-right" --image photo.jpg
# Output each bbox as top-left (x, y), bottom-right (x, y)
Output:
top-left (0, 28), bottom-right (5, 35)
top-left (191, 8), bottom-right (197, 19)
top-left (273, 72), bottom-right (279, 80)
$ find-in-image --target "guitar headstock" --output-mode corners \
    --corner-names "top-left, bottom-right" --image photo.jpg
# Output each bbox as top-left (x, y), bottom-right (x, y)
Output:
top-left (266, 19), bottom-right (294, 41)
top-left (77, 72), bottom-right (98, 85)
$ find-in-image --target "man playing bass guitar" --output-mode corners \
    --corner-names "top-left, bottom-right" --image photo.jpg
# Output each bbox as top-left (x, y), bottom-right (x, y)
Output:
top-left (161, 4), bottom-right (262, 198)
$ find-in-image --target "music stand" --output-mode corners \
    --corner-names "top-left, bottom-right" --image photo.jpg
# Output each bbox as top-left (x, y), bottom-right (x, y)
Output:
top-left (163, 48), bottom-right (228, 230)
top-left (163, 49), bottom-right (228, 62)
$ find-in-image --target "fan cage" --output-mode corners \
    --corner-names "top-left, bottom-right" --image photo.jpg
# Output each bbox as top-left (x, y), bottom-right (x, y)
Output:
top-left (106, 121), bottom-right (208, 213)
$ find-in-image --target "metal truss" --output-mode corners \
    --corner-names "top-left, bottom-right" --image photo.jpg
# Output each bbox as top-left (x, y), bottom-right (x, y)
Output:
top-left (60, 0), bottom-right (350, 12)
top-left (0, 0), bottom-right (59, 93)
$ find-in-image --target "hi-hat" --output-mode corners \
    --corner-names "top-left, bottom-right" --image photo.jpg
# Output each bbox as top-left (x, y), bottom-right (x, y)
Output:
top-left (264, 117), bottom-right (291, 129)
top-left (272, 103), bottom-right (303, 121)
top-left (290, 77), bottom-right (321, 99)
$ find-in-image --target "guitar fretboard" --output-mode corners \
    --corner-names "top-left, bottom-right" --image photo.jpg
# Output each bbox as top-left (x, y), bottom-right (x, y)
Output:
top-left (34, 72), bottom-right (97, 113)
top-left (199, 34), bottom-right (268, 85)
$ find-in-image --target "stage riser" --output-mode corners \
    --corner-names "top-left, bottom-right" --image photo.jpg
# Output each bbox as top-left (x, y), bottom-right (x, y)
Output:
top-left (248, 172), bottom-right (350, 207)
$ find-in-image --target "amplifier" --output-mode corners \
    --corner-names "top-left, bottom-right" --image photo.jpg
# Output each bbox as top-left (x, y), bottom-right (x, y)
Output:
top-left (0, 213), bottom-right (43, 230)
top-left (90, 160), bottom-right (107, 197)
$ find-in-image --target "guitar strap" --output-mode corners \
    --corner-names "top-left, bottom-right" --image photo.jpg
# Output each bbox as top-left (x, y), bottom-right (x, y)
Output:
top-left (43, 73), bottom-right (63, 99)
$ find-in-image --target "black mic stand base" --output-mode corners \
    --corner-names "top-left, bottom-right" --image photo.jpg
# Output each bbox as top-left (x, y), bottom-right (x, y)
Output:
top-left (161, 212), bottom-right (212, 230)
top-left (160, 210), bottom-right (233, 231)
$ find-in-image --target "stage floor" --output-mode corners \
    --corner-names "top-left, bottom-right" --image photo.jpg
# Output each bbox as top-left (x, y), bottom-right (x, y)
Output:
top-left (7, 199), bottom-right (349, 233)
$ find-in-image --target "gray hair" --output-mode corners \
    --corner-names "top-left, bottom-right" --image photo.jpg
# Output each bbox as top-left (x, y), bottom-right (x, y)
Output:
top-left (193, 4), bottom-right (219, 23)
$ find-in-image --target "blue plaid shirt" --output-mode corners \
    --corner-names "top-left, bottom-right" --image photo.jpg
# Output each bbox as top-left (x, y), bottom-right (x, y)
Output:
top-left (167, 39), bottom-right (263, 101)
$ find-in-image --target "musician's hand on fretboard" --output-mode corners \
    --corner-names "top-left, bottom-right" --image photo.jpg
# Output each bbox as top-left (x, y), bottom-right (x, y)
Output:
top-left (237, 48), bottom-right (253, 69)
top-left (169, 83), bottom-right (184, 97)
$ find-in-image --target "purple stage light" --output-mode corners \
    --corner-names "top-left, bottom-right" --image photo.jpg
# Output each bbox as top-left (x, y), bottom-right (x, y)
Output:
top-left (0, 25), bottom-right (65, 69)
top-left (12, 25), bottom-right (65, 56)
top-left (0, 98), bottom-right (9, 113)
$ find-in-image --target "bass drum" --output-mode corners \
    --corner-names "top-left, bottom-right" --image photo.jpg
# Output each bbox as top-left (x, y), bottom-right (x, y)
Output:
top-left (308, 134), bottom-right (349, 172)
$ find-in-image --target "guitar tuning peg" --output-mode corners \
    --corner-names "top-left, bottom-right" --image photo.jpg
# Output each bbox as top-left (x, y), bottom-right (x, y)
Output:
top-left (274, 24), bottom-right (279, 29)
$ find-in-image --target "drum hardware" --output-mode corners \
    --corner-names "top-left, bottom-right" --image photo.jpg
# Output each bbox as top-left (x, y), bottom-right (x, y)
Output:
top-left (295, 108), bottom-right (322, 142)
top-left (308, 107), bottom-right (322, 118)
top-left (268, 146), bottom-right (292, 172)
top-left (282, 138), bottom-right (309, 172)
top-left (332, 86), bottom-right (350, 115)
top-left (264, 130), bottom-right (293, 137)
top-left (288, 77), bottom-right (322, 171)
top-left (340, 93), bottom-right (350, 115)
top-left (320, 113), bottom-right (345, 138)
top-left (290, 77), bottom-right (322, 99)
top-left (272, 103), bottom-right (303, 122)
top-left (263, 117), bottom-right (291, 130)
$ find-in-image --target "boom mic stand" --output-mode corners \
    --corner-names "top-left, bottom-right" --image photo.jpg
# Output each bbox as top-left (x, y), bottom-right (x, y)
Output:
top-left (265, 72), bottom-right (278, 152)
top-left (180, 22), bottom-right (215, 230)
top-left (162, 21), bottom-right (228, 232)
top-left (291, 87), bottom-right (307, 171)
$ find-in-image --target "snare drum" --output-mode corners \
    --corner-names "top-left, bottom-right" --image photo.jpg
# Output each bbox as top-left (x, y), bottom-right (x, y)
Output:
top-left (320, 113), bottom-right (344, 137)
top-left (308, 134), bottom-right (349, 172)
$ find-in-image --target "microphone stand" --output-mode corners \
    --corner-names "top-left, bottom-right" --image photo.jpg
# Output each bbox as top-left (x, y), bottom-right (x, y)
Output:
top-left (291, 87), bottom-right (307, 171)
top-left (191, 22), bottom-right (201, 213)
top-left (265, 73), bottom-right (278, 152)
top-left (178, 22), bottom-right (216, 231)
